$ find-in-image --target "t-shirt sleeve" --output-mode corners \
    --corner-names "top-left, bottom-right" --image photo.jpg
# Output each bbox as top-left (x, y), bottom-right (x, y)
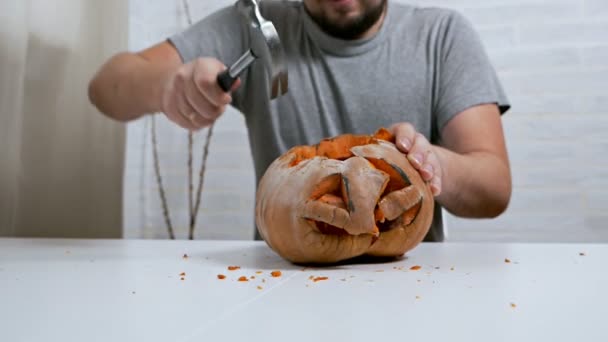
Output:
top-left (168, 4), bottom-right (249, 70)
top-left (433, 11), bottom-right (510, 132)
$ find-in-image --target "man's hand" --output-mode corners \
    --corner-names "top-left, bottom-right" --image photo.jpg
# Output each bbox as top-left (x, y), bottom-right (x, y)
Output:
top-left (161, 57), bottom-right (240, 131)
top-left (389, 105), bottom-right (511, 219)
top-left (88, 42), bottom-right (239, 125)
top-left (389, 123), bottom-right (442, 196)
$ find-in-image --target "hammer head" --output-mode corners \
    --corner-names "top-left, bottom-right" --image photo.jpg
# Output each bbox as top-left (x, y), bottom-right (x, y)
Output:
top-left (237, 0), bottom-right (288, 99)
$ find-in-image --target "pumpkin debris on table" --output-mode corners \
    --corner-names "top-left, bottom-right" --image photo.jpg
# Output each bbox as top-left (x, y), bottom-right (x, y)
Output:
top-left (238, 276), bottom-right (249, 282)
top-left (504, 258), bottom-right (511, 263)
top-left (410, 265), bottom-right (422, 271)
top-left (228, 266), bottom-right (241, 271)
top-left (313, 276), bottom-right (329, 282)
top-left (255, 128), bottom-right (434, 264)
top-left (270, 271), bottom-right (282, 278)
top-left (217, 274), bottom-right (226, 280)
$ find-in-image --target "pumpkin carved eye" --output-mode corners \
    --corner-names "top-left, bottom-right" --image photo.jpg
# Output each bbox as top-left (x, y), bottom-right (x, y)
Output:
top-left (255, 128), bottom-right (434, 264)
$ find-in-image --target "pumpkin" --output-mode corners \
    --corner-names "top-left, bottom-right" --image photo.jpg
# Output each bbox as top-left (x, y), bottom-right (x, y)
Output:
top-left (255, 128), bottom-right (434, 264)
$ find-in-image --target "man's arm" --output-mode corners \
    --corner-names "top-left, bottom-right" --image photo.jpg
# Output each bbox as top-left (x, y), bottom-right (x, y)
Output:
top-left (391, 103), bottom-right (511, 218)
top-left (434, 104), bottom-right (511, 217)
top-left (88, 42), bottom-right (236, 130)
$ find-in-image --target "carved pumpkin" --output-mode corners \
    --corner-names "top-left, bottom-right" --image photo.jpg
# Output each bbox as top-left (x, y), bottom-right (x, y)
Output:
top-left (255, 129), bottom-right (434, 264)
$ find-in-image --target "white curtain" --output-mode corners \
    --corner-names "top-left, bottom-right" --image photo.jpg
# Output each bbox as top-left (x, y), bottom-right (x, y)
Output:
top-left (0, 0), bottom-right (128, 238)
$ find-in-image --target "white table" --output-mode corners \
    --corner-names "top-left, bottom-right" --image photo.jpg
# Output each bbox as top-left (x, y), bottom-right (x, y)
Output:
top-left (0, 238), bottom-right (606, 342)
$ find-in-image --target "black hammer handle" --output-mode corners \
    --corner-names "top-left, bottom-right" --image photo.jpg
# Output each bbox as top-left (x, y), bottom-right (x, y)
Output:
top-left (217, 49), bottom-right (257, 92)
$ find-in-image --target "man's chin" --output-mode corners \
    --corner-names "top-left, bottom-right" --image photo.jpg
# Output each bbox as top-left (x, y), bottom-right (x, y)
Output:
top-left (306, 0), bottom-right (387, 40)
top-left (326, 0), bottom-right (359, 13)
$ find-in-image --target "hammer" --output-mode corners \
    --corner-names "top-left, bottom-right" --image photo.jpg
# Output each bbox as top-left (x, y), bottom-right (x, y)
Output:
top-left (216, 0), bottom-right (288, 99)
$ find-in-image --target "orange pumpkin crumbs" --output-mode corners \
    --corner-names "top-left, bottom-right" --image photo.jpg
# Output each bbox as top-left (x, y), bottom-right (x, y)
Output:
top-left (313, 277), bottom-right (329, 282)
top-left (238, 276), bottom-right (249, 282)
top-left (504, 258), bottom-right (511, 263)
top-left (179, 272), bottom-right (186, 277)
top-left (510, 303), bottom-right (517, 308)
top-left (217, 274), bottom-right (226, 280)
top-left (256, 271), bottom-right (263, 274)
top-left (228, 266), bottom-right (241, 271)
top-left (410, 266), bottom-right (422, 271)
top-left (271, 271), bottom-right (282, 278)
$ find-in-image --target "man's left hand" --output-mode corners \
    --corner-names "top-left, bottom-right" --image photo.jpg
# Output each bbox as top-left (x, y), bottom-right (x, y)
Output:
top-left (389, 122), bottom-right (442, 196)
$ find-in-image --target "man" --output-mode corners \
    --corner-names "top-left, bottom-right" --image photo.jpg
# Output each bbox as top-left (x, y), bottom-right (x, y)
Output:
top-left (89, 0), bottom-right (512, 241)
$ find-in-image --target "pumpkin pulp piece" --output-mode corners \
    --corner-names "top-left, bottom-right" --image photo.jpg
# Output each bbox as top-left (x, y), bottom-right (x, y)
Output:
top-left (339, 157), bottom-right (389, 235)
top-left (372, 128), bottom-right (395, 143)
top-left (401, 201), bottom-right (423, 226)
top-left (287, 146), bottom-right (316, 167)
top-left (308, 174), bottom-right (342, 200)
top-left (311, 194), bottom-right (350, 236)
top-left (379, 186), bottom-right (422, 221)
top-left (316, 135), bottom-right (376, 160)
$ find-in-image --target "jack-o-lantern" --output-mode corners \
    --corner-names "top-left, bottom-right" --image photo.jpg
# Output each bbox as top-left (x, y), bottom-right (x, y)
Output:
top-left (256, 129), bottom-right (434, 264)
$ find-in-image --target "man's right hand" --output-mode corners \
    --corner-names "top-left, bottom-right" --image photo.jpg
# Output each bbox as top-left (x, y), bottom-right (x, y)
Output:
top-left (89, 42), bottom-right (240, 126)
top-left (161, 57), bottom-right (241, 131)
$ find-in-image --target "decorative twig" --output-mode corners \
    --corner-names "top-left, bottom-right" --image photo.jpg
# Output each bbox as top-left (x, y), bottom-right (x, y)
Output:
top-left (190, 125), bottom-right (215, 240)
top-left (151, 116), bottom-right (176, 240)
top-left (150, 0), bottom-right (216, 240)
top-left (182, 0), bottom-right (215, 240)
top-left (188, 132), bottom-right (194, 230)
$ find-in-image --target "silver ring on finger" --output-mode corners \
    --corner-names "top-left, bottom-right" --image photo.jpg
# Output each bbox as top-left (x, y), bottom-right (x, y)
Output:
top-left (182, 112), bottom-right (197, 123)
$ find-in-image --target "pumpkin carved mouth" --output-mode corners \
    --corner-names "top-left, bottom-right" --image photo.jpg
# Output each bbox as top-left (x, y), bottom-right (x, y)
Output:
top-left (301, 155), bottom-right (423, 239)
top-left (255, 128), bottom-right (434, 264)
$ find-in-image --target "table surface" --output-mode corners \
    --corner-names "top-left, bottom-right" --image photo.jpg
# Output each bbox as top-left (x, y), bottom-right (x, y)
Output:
top-left (0, 238), bottom-right (606, 342)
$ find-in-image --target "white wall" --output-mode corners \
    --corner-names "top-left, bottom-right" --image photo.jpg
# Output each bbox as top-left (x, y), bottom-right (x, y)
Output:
top-left (125, 0), bottom-right (608, 242)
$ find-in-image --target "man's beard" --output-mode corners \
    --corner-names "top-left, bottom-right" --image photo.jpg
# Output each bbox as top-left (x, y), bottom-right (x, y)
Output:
top-left (306, 0), bottom-right (387, 40)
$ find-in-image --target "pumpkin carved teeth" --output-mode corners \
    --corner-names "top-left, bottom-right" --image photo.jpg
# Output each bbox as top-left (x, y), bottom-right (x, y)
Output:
top-left (256, 128), bottom-right (434, 264)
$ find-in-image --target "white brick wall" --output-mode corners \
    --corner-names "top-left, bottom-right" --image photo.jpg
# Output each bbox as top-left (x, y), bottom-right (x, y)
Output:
top-left (125, 0), bottom-right (608, 242)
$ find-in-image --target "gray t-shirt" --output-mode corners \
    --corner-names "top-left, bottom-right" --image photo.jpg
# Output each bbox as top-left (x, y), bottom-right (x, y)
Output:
top-left (170, 0), bottom-right (510, 242)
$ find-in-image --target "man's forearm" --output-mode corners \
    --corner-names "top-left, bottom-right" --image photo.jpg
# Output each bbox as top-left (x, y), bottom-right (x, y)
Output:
top-left (434, 146), bottom-right (512, 218)
top-left (88, 52), bottom-right (175, 121)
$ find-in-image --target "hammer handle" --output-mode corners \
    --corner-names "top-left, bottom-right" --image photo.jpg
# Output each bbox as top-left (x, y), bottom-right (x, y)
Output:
top-left (217, 49), bottom-right (257, 92)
